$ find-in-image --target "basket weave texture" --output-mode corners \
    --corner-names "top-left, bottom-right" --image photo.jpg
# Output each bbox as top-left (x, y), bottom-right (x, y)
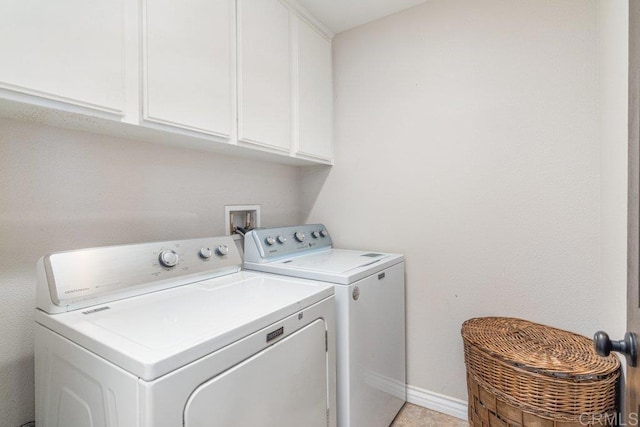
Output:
top-left (462, 317), bottom-right (620, 426)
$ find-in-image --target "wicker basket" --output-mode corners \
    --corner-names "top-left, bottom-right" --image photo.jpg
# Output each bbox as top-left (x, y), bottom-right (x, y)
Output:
top-left (461, 317), bottom-right (620, 427)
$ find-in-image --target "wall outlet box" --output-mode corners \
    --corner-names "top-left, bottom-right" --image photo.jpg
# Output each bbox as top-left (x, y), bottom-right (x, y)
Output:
top-left (225, 205), bottom-right (261, 239)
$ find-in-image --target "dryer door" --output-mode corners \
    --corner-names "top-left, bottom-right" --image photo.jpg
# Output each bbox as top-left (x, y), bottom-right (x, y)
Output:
top-left (184, 319), bottom-right (329, 427)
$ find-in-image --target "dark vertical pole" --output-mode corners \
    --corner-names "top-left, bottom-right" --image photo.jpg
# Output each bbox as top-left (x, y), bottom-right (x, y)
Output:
top-left (627, 0), bottom-right (640, 421)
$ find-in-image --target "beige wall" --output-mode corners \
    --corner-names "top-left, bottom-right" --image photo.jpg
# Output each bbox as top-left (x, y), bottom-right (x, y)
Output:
top-left (0, 0), bottom-right (630, 424)
top-left (303, 0), bottom-right (603, 403)
top-left (598, 0), bottom-right (628, 341)
top-left (0, 118), bottom-right (301, 425)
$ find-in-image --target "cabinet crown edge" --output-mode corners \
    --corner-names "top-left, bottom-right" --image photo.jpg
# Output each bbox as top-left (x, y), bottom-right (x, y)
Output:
top-left (279, 0), bottom-right (334, 40)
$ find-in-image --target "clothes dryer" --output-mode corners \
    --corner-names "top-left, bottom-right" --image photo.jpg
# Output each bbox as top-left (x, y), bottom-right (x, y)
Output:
top-left (244, 225), bottom-right (406, 427)
top-left (35, 235), bottom-right (336, 427)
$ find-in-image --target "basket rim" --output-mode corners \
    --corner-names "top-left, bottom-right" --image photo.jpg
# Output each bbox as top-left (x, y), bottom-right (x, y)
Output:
top-left (461, 317), bottom-right (620, 380)
top-left (465, 341), bottom-right (621, 383)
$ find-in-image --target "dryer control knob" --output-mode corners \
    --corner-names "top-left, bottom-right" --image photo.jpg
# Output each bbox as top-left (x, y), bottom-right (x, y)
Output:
top-left (320, 229), bottom-right (328, 237)
top-left (294, 231), bottom-right (306, 242)
top-left (277, 235), bottom-right (287, 244)
top-left (199, 247), bottom-right (213, 259)
top-left (265, 236), bottom-right (276, 246)
top-left (311, 231), bottom-right (320, 238)
top-left (216, 245), bottom-right (229, 256)
top-left (159, 250), bottom-right (179, 267)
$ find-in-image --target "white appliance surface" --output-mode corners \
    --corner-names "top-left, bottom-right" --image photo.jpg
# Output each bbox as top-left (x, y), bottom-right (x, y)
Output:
top-left (184, 318), bottom-right (328, 427)
top-left (274, 249), bottom-right (390, 273)
top-left (244, 224), bottom-right (407, 427)
top-left (244, 224), bottom-right (403, 284)
top-left (248, 248), bottom-right (403, 284)
top-left (36, 271), bottom-right (333, 381)
top-left (35, 236), bottom-right (337, 427)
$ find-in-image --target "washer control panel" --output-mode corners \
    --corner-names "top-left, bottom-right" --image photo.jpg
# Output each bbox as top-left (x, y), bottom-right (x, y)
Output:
top-left (245, 224), bottom-right (332, 261)
top-left (38, 236), bottom-right (242, 312)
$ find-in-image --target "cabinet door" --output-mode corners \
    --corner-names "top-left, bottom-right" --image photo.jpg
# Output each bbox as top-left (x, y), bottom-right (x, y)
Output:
top-left (296, 18), bottom-right (333, 161)
top-left (238, 0), bottom-right (290, 152)
top-left (0, 0), bottom-right (125, 113)
top-left (143, 0), bottom-right (232, 137)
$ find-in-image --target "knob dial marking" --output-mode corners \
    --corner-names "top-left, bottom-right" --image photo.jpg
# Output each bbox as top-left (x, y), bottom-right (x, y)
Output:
top-left (159, 250), bottom-right (179, 267)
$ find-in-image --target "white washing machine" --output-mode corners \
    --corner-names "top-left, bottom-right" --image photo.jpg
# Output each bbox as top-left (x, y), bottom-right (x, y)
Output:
top-left (244, 224), bottom-right (406, 427)
top-left (35, 235), bottom-right (337, 427)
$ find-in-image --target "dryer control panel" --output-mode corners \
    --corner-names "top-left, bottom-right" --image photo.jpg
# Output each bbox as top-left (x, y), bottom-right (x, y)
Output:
top-left (37, 236), bottom-right (242, 313)
top-left (245, 224), bottom-right (333, 262)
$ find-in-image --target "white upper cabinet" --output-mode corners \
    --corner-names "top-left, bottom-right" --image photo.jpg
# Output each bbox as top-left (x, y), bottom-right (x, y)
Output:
top-left (237, 0), bottom-right (291, 152)
top-left (0, 0), bottom-right (125, 114)
top-left (295, 17), bottom-right (333, 162)
top-left (0, 0), bottom-right (333, 165)
top-left (143, 0), bottom-right (233, 137)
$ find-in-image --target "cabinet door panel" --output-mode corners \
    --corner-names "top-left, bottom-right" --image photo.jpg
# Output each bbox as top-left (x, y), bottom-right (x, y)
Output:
top-left (144, 0), bottom-right (231, 136)
top-left (238, 0), bottom-right (290, 151)
top-left (0, 0), bottom-right (125, 113)
top-left (297, 19), bottom-right (333, 161)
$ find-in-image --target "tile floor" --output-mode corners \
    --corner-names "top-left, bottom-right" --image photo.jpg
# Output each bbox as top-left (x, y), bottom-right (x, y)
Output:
top-left (391, 403), bottom-right (469, 427)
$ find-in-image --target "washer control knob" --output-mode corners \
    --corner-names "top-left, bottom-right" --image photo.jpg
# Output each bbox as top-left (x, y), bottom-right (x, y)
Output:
top-left (216, 245), bottom-right (229, 256)
top-left (294, 231), bottom-right (306, 242)
top-left (319, 229), bottom-right (328, 237)
top-left (265, 236), bottom-right (276, 246)
top-left (277, 235), bottom-right (287, 244)
top-left (199, 247), bottom-right (213, 259)
top-left (311, 231), bottom-right (320, 238)
top-left (159, 250), bottom-right (179, 267)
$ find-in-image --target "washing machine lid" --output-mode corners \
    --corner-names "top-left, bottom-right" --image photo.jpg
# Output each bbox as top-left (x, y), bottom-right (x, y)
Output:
top-left (34, 271), bottom-right (333, 381)
top-left (244, 249), bottom-right (404, 285)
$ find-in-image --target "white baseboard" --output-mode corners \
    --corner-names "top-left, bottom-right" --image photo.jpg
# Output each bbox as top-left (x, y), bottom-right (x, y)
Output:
top-left (406, 384), bottom-right (468, 421)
